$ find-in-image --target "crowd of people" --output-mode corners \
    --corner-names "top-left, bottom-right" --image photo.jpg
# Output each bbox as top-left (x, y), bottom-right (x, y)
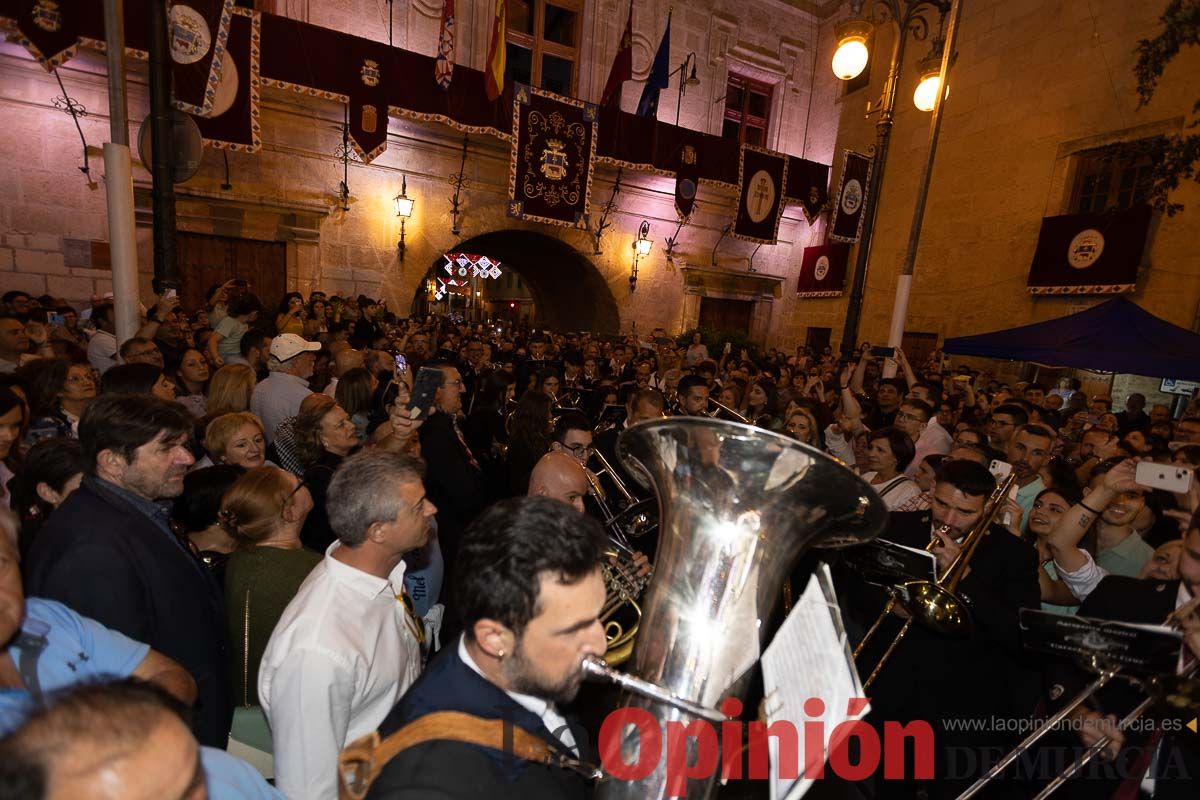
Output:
top-left (0, 282), bottom-right (1197, 799)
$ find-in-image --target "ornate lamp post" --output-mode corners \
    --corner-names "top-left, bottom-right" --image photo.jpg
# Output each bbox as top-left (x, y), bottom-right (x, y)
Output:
top-left (832, 0), bottom-right (951, 362)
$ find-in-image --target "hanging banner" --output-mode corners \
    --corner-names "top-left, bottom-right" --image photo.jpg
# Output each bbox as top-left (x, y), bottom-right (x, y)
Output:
top-left (346, 38), bottom-right (392, 161)
top-left (1026, 205), bottom-right (1151, 295)
top-left (785, 157), bottom-right (830, 225)
top-left (674, 138), bottom-right (701, 219)
top-left (829, 149), bottom-right (872, 243)
top-left (192, 7), bottom-right (259, 152)
top-left (6, 0), bottom-right (82, 68)
top-left (507, 84), bottom-right (597, 229)
top-left (732, 144), bottom-right (788, 244)
top-left (797, 243), bottom-right (850, 298)
top-left (168, 0), bottom-right (235, 116)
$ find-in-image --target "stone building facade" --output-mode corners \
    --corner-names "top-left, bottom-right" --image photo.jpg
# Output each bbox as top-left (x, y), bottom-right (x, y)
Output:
top-left (817, 0), bottom-right (1200, 355)
top-left (0, 0), bottom-right (845, 340)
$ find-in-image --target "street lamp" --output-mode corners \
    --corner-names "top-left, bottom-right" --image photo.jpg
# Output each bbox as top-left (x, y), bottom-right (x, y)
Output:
top-left (912, 42), bottom-right (951, 112)
top-left (832, 19), bottom-right (872, 80)
top-left (393, 174), bottom-right (414, 263)
top-left (668, 51), bottom-right (700, 126)
top-left (830, 0), bottom-right (951, 364)
top-left (631, 220), bottom-right (652, 292)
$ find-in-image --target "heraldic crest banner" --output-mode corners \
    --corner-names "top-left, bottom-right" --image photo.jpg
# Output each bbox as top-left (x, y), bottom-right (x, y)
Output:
top-left (732, 144), bottom-right (789, 245)
top-left (797, 243), bottom-right (850, 298)
top-left (508, 84), bottom-right (597, 229)
top-left (829, 149), bottom-right (872, 243)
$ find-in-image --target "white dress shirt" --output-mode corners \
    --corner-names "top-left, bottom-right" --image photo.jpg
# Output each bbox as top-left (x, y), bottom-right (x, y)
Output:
top-left (87, 329), bottom-right (118, 374)
top-left (907, 418), bottom-right (954, 477)
top-left (250, 372), bottom-right (313, 442)
top-left (457, 635), bottom-right (578, 755)
top-left (259, 543), bottom-right (422, 800)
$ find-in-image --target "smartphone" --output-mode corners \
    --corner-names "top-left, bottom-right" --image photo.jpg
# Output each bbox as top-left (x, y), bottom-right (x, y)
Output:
top-left (164, 289), bottom-right (177, 300)
top-left (988, 459), bottom-right (1013, 482)
top-left (48, 312), bottom-right (66, 327)
top-left (393, 354), bottom-right (409, 375)
top-left (870, 346), bottom-right (896, 358)
top-left (1135, 462), bottom-right (1193, 494)
top-left (406, 367), bottom-right (445, 420)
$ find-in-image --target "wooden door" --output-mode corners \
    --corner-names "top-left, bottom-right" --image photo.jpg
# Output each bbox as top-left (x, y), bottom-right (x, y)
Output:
top-left (176, 233), bottom-right (287, 312)
top-left (901, 331), bottom-right (939, 370)
top-left (698, 297), bottom-right (753, 333)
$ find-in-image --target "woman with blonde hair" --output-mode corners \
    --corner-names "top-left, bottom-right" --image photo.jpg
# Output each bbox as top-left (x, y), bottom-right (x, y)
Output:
top-left (206, 363), bottom-right (257, 417)
top-left (783, 406), bottom-right (821, 449)
top-left (221, 465), bottom-right (320, 769)
top-left (204, 412), bottom-right (268, 469)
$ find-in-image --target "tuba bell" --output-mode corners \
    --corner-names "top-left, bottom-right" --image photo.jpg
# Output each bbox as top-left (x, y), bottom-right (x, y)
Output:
top-left (588, 417), bottom-right (887, 800)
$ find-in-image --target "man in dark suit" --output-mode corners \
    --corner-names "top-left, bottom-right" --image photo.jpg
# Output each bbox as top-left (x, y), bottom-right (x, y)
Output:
top-left (1038, 520), bottom-right (1200, 800)
top-left (418, 362), bottom-right (489, 634)
top-left (23, 394), bottom-right (231, 748)
top-left (365, 497), bottom-right (606, 799)
top-left (843, 459), bottom-right (1040, 799)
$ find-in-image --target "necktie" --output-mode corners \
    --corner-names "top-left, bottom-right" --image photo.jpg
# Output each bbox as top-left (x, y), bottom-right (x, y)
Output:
top-left (453, 419), bottom-right (480, 470)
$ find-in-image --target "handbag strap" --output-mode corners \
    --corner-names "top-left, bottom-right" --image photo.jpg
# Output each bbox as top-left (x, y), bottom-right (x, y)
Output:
top-left (338, 710), bottom-right (597, 800)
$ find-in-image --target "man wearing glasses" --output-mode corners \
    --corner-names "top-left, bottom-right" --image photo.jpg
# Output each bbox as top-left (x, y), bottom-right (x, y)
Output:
top-left (549, 412), bottom-right (594, 466)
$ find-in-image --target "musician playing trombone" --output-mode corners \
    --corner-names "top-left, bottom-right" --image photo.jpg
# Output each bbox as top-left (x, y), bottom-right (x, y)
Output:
top-left (840, 459), bottom-right (1040, 800)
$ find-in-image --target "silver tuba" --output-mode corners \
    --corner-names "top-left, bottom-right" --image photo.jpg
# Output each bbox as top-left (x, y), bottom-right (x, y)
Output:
top-left (588, 417), bottom-right (886, 800)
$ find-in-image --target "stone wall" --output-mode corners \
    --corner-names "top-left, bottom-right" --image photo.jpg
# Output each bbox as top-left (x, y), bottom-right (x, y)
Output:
top-left (0, 0), bottom-right (845, 341)
top-left (822, 0), bottom-right (1200, 352)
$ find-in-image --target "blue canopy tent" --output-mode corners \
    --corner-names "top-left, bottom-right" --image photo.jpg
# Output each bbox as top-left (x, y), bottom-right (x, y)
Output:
top-left (942, 297), bottom-right (1200, 380)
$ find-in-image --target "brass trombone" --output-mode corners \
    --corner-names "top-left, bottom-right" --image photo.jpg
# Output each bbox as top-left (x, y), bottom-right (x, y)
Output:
top-left (853, 474), bottom-right (1018, 690)
top-left (956, 595), bottom-right (1200, 800)
top-left (707, 397), bottom-right (750, 424)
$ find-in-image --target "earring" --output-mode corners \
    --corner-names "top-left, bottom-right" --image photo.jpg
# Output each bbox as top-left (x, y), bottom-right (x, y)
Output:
top-left (497, 649), bottom-right (504, 658)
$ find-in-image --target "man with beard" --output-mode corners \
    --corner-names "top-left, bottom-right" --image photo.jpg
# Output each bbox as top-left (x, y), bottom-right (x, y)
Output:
top-left (844, 460), bottom-right (1039, 800)
top-left (986, 402), bottom-right (1029, 452)
top-left (1079, 458), bottom-right (1155, 577)
top-left (23, 395), bottom-right (233, 748)
top-left (364, 497), bottom-right (607, 800)
top-left (1006, 423), bottom-right (1055, 529)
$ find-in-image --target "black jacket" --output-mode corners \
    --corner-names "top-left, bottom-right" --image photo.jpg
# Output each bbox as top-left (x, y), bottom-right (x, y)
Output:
top-left (366, 643), bottom-right (592, 800)
top-left (299, 450), bottom-right (345, 553)
top-left (24, 476), bottom-right (232, 747)
top-left (840, 509), bottom-right (1041, 799)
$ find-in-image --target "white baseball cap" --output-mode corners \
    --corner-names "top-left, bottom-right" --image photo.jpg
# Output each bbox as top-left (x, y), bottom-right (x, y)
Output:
top-left (270, 333), bottom-right (321, 362)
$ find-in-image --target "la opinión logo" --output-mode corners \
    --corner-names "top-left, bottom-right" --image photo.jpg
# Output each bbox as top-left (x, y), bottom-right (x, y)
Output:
top-left (598, 697), bottom-right (935, 798)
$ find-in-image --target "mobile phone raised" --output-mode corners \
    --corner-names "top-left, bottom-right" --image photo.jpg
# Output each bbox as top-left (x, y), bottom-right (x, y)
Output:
top-left (1134, 462), bottom-right (1193, 494)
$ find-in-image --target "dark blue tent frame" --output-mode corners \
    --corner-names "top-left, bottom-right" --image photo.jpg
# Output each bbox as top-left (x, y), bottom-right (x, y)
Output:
top-left (942, 297), bottom-right (1200, 380)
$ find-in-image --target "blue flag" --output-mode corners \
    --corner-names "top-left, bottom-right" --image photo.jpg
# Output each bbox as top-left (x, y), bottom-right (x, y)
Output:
top-left (636, 14), bottom-right (671, 118)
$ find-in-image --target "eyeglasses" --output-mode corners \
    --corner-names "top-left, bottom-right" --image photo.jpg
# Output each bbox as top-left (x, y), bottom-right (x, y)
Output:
top-left (564, 443), bottom-right (594, 457)
top-left (894, 411), bottom-right (926, 423)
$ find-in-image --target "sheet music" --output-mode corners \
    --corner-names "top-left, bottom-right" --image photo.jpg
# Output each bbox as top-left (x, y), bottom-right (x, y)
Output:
top-left (762, 565), bottom-right (869, 800)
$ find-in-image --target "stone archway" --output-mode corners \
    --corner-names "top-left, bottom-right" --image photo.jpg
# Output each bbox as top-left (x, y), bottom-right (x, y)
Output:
top-left (417, 230), bottom-right (621, 334)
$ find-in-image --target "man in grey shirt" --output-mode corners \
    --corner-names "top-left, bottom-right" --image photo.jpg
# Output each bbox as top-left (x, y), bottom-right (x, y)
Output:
top-left (250, 334), bottom-right (320, 442)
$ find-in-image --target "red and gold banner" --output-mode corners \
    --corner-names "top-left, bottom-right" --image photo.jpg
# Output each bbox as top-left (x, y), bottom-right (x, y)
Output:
top-left (508, 84), bottom-right (597, 229)
top-left (192, 6), bottom-right (259, 152)
top-left (1026, 205), bottom-right (1151, 295)
top-left (797, 243), bottom-right (850, 298)
top-left (732, 144), bottom-right (788, 244)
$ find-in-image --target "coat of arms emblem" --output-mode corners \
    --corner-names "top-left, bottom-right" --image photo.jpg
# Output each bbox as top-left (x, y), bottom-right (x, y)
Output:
top-left (540, 139), bottom-right (568, 181)
top-left (361, 59), bottom-right (381, 88)
top-left (168, 5), bottom-right (212, 65)
top-left (361, 104), bottom-right (377, 134)
top-left (681, 145), bottom-right (696, 166)
top-left (31, 0), bottom-right (61, 33)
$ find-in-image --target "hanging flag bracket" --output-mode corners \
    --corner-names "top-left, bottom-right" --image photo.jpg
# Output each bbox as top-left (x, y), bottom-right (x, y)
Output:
top-left (592, 167), bottom-right (623, 255)
top-left (51, 70), bottom-right (95, 187)
top-left (449, 134), bottom-right (470, 236)
top-left (665, 208), bottom-right (692, 264)
top-left (711, 223), bottom-right (731, 266)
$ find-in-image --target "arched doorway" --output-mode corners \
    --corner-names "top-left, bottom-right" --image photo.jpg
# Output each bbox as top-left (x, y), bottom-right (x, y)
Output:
top-left (413, 230), bottom-right (621, 334)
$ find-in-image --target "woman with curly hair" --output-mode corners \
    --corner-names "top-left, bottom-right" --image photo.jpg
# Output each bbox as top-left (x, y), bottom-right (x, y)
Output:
top-left (292, 393), bottom-right (360, 551)
top-left (505, 389), bottom-right (553, 496)
top-left (18, 359), bottom-right (95, 445)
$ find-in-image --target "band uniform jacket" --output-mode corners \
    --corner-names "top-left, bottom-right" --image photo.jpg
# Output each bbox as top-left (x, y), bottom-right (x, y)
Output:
top-left (1042, 576), bottom-right (1199, 800)
top-left (23, 476), bottom-right (232, 748)
top-left (839, 509), bottom-right (1041, 799)
top-left (366, 644), bottom-right (592, 800)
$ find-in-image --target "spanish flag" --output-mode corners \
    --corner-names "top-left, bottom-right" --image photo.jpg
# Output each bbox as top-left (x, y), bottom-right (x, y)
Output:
top-left (484, 0), bottom-right (507, 101)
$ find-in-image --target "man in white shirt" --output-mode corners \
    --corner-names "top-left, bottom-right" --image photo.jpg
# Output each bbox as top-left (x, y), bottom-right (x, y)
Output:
top-left (894, 399), bottom-right (952, 477)
top-left (259, 450), bottom-right (435, 800)
top-left (86, 303), bottom-right (119, 374)
top-left (364, 496), bottom-right (608, 798)
top-left (250, 333), bottom-right (320, 441)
